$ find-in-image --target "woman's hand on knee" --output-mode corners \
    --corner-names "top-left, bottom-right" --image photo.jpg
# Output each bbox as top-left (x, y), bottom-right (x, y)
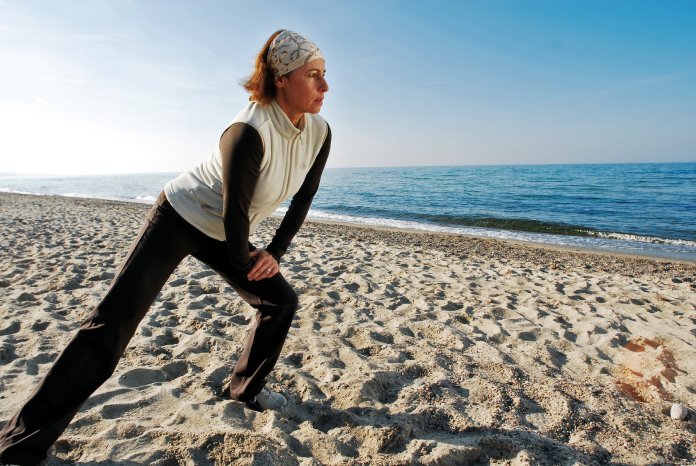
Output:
top-left (247, 250), bottom-right (279, 281)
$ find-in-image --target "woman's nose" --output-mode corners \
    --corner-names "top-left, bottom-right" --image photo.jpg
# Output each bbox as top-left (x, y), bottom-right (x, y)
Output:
top-left (319, 77), bottom-right (329, 92)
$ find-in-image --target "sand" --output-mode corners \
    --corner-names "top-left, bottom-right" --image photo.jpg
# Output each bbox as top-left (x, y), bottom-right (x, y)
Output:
top-left (0, 192), bottom-right (694, 465)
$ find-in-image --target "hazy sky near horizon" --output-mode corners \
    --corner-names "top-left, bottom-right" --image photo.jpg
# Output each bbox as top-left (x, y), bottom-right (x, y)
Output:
top-left (1, 0), bottom-right (695, 175)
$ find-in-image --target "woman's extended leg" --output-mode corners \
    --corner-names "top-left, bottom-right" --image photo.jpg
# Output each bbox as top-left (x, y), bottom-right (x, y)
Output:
top-left (0, 194), bottom-right (206, 465)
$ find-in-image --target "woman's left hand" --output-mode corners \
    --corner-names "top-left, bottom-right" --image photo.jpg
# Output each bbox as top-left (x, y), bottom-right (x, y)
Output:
top-left (247, 249), bottom-right (279, 281)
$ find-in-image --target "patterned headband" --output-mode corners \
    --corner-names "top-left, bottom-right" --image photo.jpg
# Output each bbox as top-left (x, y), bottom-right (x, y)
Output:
top-left (267, 30), bottom-right (324, 77)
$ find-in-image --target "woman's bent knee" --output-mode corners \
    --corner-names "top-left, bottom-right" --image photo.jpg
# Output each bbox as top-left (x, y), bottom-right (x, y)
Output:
top-left (285, 290), bottom-right (299, 313)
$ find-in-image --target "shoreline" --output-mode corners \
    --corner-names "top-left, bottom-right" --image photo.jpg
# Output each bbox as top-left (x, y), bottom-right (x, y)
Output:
top-left (301, 216), bottom-right (696, 267)
top-left (4, 191), bottom-right (695, 267)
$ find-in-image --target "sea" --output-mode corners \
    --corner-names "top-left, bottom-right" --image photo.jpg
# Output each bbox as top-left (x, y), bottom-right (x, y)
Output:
top-left (2, 163), bottom-right (695, 262)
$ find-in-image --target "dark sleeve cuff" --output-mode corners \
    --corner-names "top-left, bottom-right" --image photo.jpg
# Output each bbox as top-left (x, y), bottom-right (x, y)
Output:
top-left (265, 246), bottom-right (282, 263)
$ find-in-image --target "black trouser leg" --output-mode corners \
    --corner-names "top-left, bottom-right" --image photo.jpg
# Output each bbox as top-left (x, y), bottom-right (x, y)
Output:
top-left (0, 193), bottom-right (301, 464)
top-left (0, 194), bottom-right (204, 465)
top-left (192, 241), bottom-right (299, 401)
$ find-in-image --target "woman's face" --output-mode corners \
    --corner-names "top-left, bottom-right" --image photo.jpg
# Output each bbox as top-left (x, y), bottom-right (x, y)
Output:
top-left (275, 58), bottom-right (329, 124)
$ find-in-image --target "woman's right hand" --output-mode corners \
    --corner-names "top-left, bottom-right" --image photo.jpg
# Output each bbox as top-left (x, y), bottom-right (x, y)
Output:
top-left (247, 249), bottom-right (279, 281)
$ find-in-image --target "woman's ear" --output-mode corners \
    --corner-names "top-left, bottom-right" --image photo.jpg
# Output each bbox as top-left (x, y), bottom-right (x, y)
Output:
top-left (274, 75), bottom-right (287, 89)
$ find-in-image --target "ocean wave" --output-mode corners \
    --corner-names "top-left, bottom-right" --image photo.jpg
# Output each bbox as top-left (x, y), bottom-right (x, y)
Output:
top-left (274, 208), bottom-right (696, 262)
top-left (298, 208), bottom-right (694, 248)
top-left (587, 231), bottom-right (696, 247)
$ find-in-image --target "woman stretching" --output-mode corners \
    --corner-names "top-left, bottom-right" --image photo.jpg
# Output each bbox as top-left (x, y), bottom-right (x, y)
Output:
top-left (0, 29), bottom-right (331, 466)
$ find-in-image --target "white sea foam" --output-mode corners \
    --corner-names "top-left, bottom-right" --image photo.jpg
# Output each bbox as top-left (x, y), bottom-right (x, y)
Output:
top-left (589, 231), bottom-right (696, 247)
top-left (270, 208), bottom-right (696, 262)
top-left (62, 192), bottom-right (100, 199)
top-left (0, 190), bottom-right (157, 205)
top-left (0, 187), bottom-right (44, 196)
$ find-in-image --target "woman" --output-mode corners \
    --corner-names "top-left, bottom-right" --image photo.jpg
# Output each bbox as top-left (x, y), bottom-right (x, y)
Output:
top-left (0, 29), bottom-right (331, 466)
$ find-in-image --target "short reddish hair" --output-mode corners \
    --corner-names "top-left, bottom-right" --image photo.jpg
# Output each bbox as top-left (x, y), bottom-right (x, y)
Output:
top-left (242, 30), bottom-right (283, 105)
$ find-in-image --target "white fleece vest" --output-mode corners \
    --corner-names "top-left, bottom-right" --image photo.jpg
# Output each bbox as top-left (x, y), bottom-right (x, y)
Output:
top-left (164, 100), bottom-right (329, 240)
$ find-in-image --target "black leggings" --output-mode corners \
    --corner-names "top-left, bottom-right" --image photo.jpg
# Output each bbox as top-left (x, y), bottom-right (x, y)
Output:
top-left (0, 193), bottom-right (298, 465)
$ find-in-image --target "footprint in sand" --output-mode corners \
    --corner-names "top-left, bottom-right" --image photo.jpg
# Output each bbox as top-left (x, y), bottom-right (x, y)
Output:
top-left (100, 400), bottom-right (144, 419)
top-left (368, 330), bottom-right (394, 345)
top-left (563, 330), bottom-right (577, 342)
top-left (15, 292), bottom-right (37, 302)
top-left (87, 271), bottom-right (114, 282)
top-left (154, 332), bottom-right (179, 346)
top-left (25, 352), bottom-right (55, 376)
top-left (284, 352), bottom-right (304, 368)
top-left (360, 370), bottom-right (408, 404)
top-left (0, 321), bottom-right (21, 336)
top-left (186, 300), bottom-right (206, 310)
top-left (344, 282), bottom-right (360, 292)
top-left (160, 300), bottom-right (177, 310)
top-left (117, 361), bottom-right (188, 388)
top-left (220, 400), bottom-right (247, 422)
top-left (81, 388), bottom-right (132, 410)
top-left (441, 301), bottom-right (463, 311)
top-left (545, 346), bottom-right (568, 369)
top-left (30, 321), bottom-right (50, 331)
top-left (118, 368), bottom-right (167, 387)
top-left (386, 295), bottom-right (411, 310)
top-left (203, 365), bottom-right (229, 387)
top-left (229, 313), bottom-right (250, 325)
top-left (398, 326), bottom-right (415, 338)
top-left (161, 360), bottom-right (188, 380)
top-left (516, 330), bottom-right (539, 342)
top-left (0, 344), bottom-right (17, 363)
top-left (191, 269), bottom-right (215, 279)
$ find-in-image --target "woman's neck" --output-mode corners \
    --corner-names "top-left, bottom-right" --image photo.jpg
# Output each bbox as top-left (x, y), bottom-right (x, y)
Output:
top-left (274, 98), bottom-right (303, 128)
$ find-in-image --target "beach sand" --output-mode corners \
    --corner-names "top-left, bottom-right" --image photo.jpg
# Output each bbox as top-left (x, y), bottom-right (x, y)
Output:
top-left (1, 192), bottom-right (694, 465)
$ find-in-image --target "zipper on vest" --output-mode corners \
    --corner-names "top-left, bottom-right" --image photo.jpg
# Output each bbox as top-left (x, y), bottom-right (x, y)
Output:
top-left (278, 133), bottom-right (301, 205)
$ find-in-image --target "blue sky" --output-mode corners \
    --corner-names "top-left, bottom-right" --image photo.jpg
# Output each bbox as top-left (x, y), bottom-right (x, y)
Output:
top-left (1, 0), bottom-right (694, 175)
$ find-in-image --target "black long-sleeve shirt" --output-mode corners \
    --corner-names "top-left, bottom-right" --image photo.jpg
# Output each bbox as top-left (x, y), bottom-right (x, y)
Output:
top-left (219, 123), bottom-right (332, 273)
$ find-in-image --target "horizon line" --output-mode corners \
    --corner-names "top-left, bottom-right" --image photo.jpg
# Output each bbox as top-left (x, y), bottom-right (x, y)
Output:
top-left (1, 160), bottom-right (695, 177)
